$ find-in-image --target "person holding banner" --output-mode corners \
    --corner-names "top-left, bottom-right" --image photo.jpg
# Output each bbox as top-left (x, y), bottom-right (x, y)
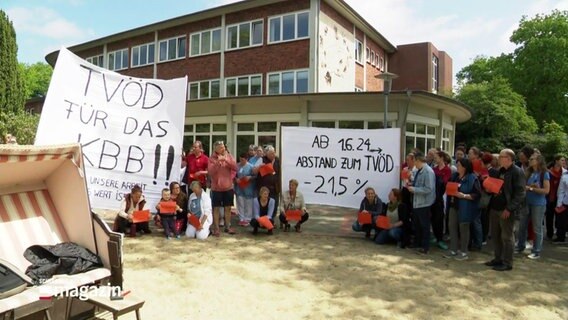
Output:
top-left (156, 188), bottom-right (182, 239)
top-left (444, 158), bottom-right (481, 261)
top-left (374, 188), bottom-right (409, 246)
top-left (186, 181), bottom-right (213, 240)
top-left (208, 141), bottom-right (238, 236)
top-left (254, 145), bottom-right (281, 223)
top-left (352, 187), bottom-right (383, 239)
top-left (250, 187), bottom-right (275, 235)
top-left (114, 185), bottom-right (151, 237)
top-left (407, 152), bottom-right (436, 255)
top-left (280, 179), bottom-right (310, 233)
top-left (184, 141), bottom-right (209, 195)
top-left (235, 153), bottom-right (255, 226)
top-left (484, 149), bottom-right (526, 271)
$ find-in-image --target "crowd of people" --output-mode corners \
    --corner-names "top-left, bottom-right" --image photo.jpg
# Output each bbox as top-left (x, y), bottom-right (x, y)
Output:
top-left (114, 140), bottom-right (568, 272)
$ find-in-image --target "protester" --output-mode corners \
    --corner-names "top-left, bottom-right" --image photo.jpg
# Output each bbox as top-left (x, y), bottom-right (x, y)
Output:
top-left (444, 158), bottom-right (480, 261)
top-left (247, 144), bottom-right (256, 160)
top-left (235, 153), bottom-right (255, 226)
top-left (401, 153), bottom-right (416, 220)
top-left (426, 148), bottom-right (438, 168)
top-left (432, 151), bottom-right (451, 250)
top-left (250, 186), bottom-right (275, 235)
top-left (467, 146), bottom-right (483, 251)
top-left (352, 187), bottom-right (383, 239)
top-left (185, 181), bottom-right (213, 240)
top-left (516, 154), bottom-right (550, 259)
top-left (479, 152), bottom-right (497, 243)
top-left (555, 167), bottom-right (568, 244)
top-left (254, 145), bottom-right (281, 222)
top-left (484, 149), bottom-right (526, 271)
top-left (249, 145), bottom-right (264, 167)
top-left (517, 146), bottom-right (534, 172)
top-left (208, 140), bottom-right (238, 236)
top-left (170, 181), bottom-right (188, 233)
top-left (184, 140), bottom-right (209, 195)
top-left (546, 155), bottom-right (566, 240)
top-left (375, 188), bottom-right (409, 247)
top-left (280, 179), bottom-right (309, 233)
top-left (114, 185), bottom-right (151, 237)
top-left (407, 152), bottom-right (436, 254)
top-left (156, 188), bottom-right (182, 239)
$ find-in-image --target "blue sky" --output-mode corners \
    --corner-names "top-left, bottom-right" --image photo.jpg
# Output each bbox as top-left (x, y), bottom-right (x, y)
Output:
top-left (3, 0), bottom-right (567, 82)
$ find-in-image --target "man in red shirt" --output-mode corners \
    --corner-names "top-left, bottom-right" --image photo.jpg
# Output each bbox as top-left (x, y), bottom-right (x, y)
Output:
top-left (184, 141), bottom-right (209, 194)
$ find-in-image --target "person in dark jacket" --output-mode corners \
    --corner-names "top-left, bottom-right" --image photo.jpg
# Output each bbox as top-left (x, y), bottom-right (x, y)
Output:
top-left (374, 188), bottom-right (410, 246)
top-left (352, 187), bottom-right (383, 238)
top-left (114, 185), bottom-right (151, 237)
top-left (254, 145), bottom-right (281, 221)
top-left (484, 149), bottom-right (526, 271)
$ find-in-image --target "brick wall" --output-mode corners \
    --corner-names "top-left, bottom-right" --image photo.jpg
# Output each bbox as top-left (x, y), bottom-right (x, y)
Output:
top-left (226, 0), bottom-right (309, 25)
top-left (76, 46), bottom-right (104, 60)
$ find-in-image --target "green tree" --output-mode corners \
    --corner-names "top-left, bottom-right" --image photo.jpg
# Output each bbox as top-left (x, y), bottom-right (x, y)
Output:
top-left (19, 62), bottom-right (53, 99)
top-left (455, 77), bottom-right (538, 152)
top-left (508, 10), bottom-right (568, 127)
top-left (540, 120), bottom-right (568, 159)
top-left (0, 10), bottom-right (25, 113)
top-left (0, 111), bottom-right (40, 144)
top-left (456, 54), bottom-right (513, 86)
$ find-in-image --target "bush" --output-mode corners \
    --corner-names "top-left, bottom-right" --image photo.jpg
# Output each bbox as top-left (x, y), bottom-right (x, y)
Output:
top-left (0, 111), bottom-right (40, 144)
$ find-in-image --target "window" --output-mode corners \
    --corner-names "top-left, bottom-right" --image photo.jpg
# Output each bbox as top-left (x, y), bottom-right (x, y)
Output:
top-left (442, 129), bottom-right (452, 152)
top-left (370, 51), bottom-right (375, 66)
top-left (159, 36), bottom-right (186, 62)
top-left (226, 20), bottom-right (263, 50)
top-left (365, 47), bottom-right (370, 63)
top-left (184, 123), bottom-right (227, 156)
top-left (131, 43), bottom-right (155, 67)
top-left (339, 121), bottom-right (364, 129)
top-left (268, 11), bottom-right (309, 43)
top-left (375, 53), bottom-right (379, 68)
top-left (188, 79), bottom-right (220, 100)
top-left (432, 54), bottom-right (439, 93)
top-left (379, 56), bottom-right (385, 71)
top-left (190, 28), bottom-right (221, 56)
top-left (107, 49), bottom-right (128, 71)
top-left (406, 122), bottom-right (437, 154)
top-left (355, 40), bottom-right (363, 64)
top-left (267, 69), bottom-right (309, 94)
top-left (225, 74), bottom-right (262, 97)
top-left (86, 55), bottom-right (104, 67)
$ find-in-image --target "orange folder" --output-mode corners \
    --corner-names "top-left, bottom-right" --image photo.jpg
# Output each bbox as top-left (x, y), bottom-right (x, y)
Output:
top-left (376, 215), bottom-right (391, 229)
top-left (237, 177), bottom-right (250, 189)
top-left (483, 177), bottom-right (504, 194)
top-left (285, 209), bottom-right (303, 222)
top-left (188, 214), bottom-right (201, 229)
top-left (445, 182), bottom-right (460, 196)
top-left (357, 211), bottom-right (372, 225)
top-left (159, 201), bottom-right (177, 214)
top-left (555, 206), bottom-right (566, 214)
top-left (259, 163), bottom-right (275, 177)
top-left (400, 168), bottom-right (411, 180)
top-left (132, 210), bottom-right (150, 223)
top-left (472, 159), bottom-right (483, 173)
top-left (257, 216), bottom-right (274, 230)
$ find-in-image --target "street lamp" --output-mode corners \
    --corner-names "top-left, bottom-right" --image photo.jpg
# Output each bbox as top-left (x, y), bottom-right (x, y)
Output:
top-left (375, 72), bottom-right (398, 129)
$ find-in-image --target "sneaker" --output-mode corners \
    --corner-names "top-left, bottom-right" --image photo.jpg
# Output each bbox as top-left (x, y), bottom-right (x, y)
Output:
top-left (166, 236), bottom-right (171, 240)
top-left (176, 235), bottom-right (181, 239)
top-left (437, 241), bottom-right (448, 250)
top-left (526, 242), bottom-right (533, 250)
top-left (527, 253), bottom-right (540, 260)
top-left (443, 250), bottom-right (458, 258)
top-left (482, 241), bottom-right (488, 246)
top-left (454, 252), bottom-right (469, 261)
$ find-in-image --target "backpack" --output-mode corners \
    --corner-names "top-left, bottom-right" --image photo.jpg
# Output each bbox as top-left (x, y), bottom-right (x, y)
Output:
top-left (0, 258), bottom-right (33, 299)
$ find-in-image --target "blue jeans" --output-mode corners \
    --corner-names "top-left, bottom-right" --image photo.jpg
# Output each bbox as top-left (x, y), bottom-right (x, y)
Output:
top-left (517, 204), bottom-right (546, 254)
top-left (375, 227), bottom-right (403, 244)
top-left (471, 210), bottom-right (483, 248)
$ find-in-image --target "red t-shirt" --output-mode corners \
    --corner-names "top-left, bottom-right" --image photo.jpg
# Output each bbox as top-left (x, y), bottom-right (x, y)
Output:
top-left (186, 153), bottom-right (209, 185)
top-left (433, 165), bottom-right (451, 184)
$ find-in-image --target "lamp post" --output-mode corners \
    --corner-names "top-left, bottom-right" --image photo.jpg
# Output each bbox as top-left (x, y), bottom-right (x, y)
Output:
top-left (375, 72), bottom-right (398, 129)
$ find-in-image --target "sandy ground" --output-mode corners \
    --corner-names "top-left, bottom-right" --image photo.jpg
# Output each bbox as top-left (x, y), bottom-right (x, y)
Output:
top-left (94, 206), bottom-right (568, 320)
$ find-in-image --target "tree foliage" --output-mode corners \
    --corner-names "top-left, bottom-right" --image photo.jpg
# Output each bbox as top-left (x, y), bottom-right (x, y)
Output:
top-left (0, 10), bottom-right (25, 113)
top-left (540, 120), bottom-right (568, 159)
top-left (455, 77), bottom-right (537, 152)
top-left (0, 111), bottom-right (40, 145)
top-left (19, 62), bottom-right (53, 99)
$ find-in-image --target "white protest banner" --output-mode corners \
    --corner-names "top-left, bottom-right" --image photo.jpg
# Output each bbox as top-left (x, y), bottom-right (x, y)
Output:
top-left (281, 127), bottom-right (401, 208)
top-left (35, 47), bottom-right (187, 210)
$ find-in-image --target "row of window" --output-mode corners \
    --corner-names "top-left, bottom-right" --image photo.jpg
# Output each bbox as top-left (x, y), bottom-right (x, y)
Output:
top-left (187, 69), bottom-right (309, 100)
top-left (354, 40), bottom-right (385, 71)
top-left (86, 11), bottom-right (309, 71)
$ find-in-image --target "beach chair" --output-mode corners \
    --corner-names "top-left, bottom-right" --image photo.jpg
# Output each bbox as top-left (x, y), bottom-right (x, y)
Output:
top-left (0, 144), bottom-right (123, 319)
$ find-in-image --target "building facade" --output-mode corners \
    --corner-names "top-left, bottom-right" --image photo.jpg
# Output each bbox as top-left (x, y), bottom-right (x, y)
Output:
top-left (45, 0), bottom-right (470, 157)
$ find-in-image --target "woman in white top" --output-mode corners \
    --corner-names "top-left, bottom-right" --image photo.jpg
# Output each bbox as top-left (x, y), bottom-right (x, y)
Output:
top-left (280, 179), bottom-right (310, 232)
top-left (186, 181), bottom-right (213, 240)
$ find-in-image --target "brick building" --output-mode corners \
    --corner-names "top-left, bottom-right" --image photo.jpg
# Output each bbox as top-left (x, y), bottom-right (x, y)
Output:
top-left (45, 0), bottom-right (470, 156)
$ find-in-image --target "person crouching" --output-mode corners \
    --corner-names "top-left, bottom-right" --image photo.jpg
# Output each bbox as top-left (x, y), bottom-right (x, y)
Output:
top-left (250, 187), bottom-right (275, 235)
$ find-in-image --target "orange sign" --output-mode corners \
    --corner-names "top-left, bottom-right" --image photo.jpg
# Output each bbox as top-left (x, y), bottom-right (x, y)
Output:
top-left (259, 163), bottom-right (275, 177)
top-left (357, 211), bottom-right (372, 225)
top-left (445, 182), bottom-right (460, 196)
top-left (132, 210), bottom-right (150, 223)
top-left (285, 209), bottom-right (303, 222)
top-left (472, 159), bottom-right (483, 174)
top-left (188, 214), bottom-right (201, 229)
top-left (376, 215), bottom-right (391, 229)
top-left (159, 201), bottom-right (177, 214)
top-left (257, 216), bottom-right (274, 230)
top-left (483, 177), bottom-right (504, 194)
top-left (237, 177), bottom-right (250, 189)
top-left (400, 168), bottom-right (411, 180)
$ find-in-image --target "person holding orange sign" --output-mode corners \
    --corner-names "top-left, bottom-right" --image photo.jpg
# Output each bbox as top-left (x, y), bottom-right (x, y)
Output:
top-left (352, 187), bottom-right (383, 239)
top-left (186, 181), bottom-right (213, 240)
top-left (114, 185), bottom-right (151, 237)
top-left (235, 153), bottom-right (255, 226)
top-left (156, 188), bottom-right (182, 239)
top-left (280, 179), bottom-right (310, 233)
top-left (250, 187), bottom-right (275, 235)
top-left (374, 189), bottom-right (409, 247)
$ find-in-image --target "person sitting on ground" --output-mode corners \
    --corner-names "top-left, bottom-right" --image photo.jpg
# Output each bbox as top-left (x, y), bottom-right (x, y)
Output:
top-left (280, 179), bottom-right (310, 233)
top-left (186, 181), bottom-right (213, 240)
top-left (250, 187), bottom-right (275, 235)
top-left (114, 185), bottom-right (151, 237)
top-left (352, 187), bottom-right (383, 239)
top-left (169, 181), bottom-right (188, 233)
top-left (375, 188), bottom-right (409, 246)
top-left (156, 188), bottom-right (182, 239)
